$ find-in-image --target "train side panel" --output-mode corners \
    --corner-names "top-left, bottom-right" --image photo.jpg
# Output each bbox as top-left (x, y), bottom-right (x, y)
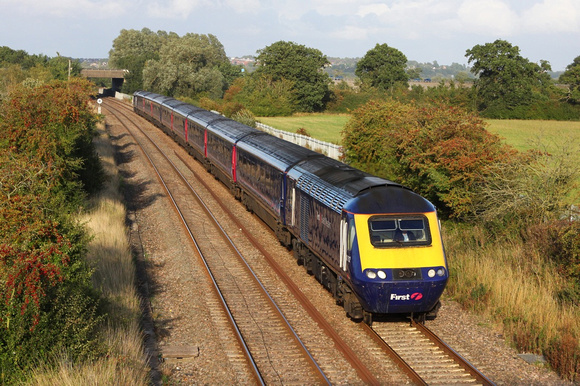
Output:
top-left (186, 110), bottom-right (219, 161)
top-left (235, 145), bottom-right (283, 218)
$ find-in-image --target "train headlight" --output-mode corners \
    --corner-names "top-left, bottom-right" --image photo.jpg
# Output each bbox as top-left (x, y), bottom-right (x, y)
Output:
top-left (428, 269), bottom-right (436, 278)
top-left (437, 268), bottom-right (446, 277)
top-left (366, 270), bottom-right (377, 279)
top-left (377, 270), bottom-right (387, 279)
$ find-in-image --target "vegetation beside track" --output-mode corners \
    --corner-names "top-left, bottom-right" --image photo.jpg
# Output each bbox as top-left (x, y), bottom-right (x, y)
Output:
top-left (261, 107), bottom-right (580, 381)
top-left (0, 80), bottom-right (147, 383)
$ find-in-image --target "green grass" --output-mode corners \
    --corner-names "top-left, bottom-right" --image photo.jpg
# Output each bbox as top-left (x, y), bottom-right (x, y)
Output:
top-left (258, 113), bottom-right (349, 144)
top-left (259, 114), bottom-right (580, 162)
top-left (485, 119), bottom-right (580, 152)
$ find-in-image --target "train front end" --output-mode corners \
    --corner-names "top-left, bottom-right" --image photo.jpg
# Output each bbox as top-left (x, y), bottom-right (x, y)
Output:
top-left (344, 186), bottom-right (448, 317)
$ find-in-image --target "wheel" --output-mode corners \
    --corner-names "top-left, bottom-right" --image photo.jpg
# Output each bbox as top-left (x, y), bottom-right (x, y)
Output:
top-left (412, 312), bottom-right (426, 324)
top-left (363, 310), bottom-right (373, 326)
top-left (426, 300), bottom-right (441, 320)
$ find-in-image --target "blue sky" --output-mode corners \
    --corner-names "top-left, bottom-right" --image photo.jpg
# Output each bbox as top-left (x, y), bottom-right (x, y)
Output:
top-left (1, 0), bottom-right (578, 71)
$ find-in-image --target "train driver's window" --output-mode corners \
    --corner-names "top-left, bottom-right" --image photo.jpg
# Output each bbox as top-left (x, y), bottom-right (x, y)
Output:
top-left (369, 216), bottom-right (431, 247)
top-left (369, 218), bottom-right (396, 246)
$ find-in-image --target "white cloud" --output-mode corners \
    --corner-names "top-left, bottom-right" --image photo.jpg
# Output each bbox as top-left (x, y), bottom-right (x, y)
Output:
top-left (330, 25), bottom-right (372, 40)
top-left (457, 0), bottom-right (519, 36)
top-left (146, 0), bottom-right (208, 19)
top-left (3, 0), bottom-right (128, 18)
top-left (357, 3), bottom-right (391, 18)
top-left (521, 0), bottom-right (580, 33)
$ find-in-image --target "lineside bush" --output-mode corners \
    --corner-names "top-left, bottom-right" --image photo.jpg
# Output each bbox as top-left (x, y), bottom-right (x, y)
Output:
top-left (342, 99), bottom-right (516, 219)
top-left (0, 79), bottom-right (106, 383)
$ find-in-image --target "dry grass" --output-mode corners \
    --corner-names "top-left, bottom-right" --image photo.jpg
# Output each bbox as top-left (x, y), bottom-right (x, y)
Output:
top-left (30, 121), bottom-right (149, 384)
top-left (443, 224), bottom-right (579, 380)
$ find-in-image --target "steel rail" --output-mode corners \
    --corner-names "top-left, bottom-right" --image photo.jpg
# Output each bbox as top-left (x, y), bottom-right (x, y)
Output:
top-left (411, 319), bottom-right (496, 386)
top-left (103, 102), bottom-right (266, 385)
top-left (362, 323), bottom-right (427, 385)
top-left (104, 100), bottom-right (331, 385)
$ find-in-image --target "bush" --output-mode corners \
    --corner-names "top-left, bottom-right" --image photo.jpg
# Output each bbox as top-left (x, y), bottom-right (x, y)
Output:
top-left (225, 75), bottom-right (297, 116)
top-left (342, 99), bottom-right (516, 218)
top-left (231, 108), bottom-right (256, 128)
top-left (0, 80), bottom-right (105, 383)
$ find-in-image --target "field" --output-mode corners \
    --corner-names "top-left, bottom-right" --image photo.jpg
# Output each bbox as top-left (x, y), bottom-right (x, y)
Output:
top-left (258, 114), bottom-right (348, 144)
top-left (258, 115), bottom-right (580, 172)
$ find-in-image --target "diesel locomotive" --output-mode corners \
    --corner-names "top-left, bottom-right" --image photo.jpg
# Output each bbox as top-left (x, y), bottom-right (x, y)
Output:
top-left (133, 91), bottom-right (448, 324)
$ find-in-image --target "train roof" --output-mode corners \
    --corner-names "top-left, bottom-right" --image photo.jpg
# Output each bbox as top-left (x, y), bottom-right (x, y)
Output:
top-left (288, 157), bottom-right (406, 213)
top-left (236, 133), bottom-right (322, 172)
top-left (297, 156), bottom-right (401, 196)
top-left (207, 117), bottom-right (261, 144)
top-left (187, 109), bottom-right (223, 127)
top-left (133, 91), bottom-right (435, 214)
top-left (172, 102), bottom-right (204, 118)
top-left (344, 185), bottom-right (436, 214)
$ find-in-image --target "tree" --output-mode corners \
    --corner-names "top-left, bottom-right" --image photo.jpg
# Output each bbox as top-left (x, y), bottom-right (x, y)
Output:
top-left (109, 28), bottom-right (170, 93)
top-left (559, 55), bottom-right (580, 104)
top-left (254, 41), bottom-right (331, 112)
top-left (142, 33), bottom-right (233, 99)
top-left (226, 75), bottom-right (297, 116)
top-left (342, 99), bottom-right (516, 219)
top-left (47, 55), bottom-right (82, 81)
top-left (465, 39), bottom-right (553, 117)
top-left (355, 43), bottom-right (409, 90)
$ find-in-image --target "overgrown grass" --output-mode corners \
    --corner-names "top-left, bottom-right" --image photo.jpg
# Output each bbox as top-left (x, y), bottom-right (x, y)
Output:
top-left (30, 121), bottom-right (149, 384)
top-left (443, 224), bottom-right (579, 381)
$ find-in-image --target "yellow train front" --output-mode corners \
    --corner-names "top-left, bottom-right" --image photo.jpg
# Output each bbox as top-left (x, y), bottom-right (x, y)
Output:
top-left (343, 185), bottom-right (448, 320)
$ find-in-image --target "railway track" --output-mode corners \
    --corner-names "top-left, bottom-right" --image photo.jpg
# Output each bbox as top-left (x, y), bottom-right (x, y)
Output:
top-left (368, 318), bottom-right (494, 385)
top-left (101, 97), bottom-right (495, 385)
top-left (103, 99), bottom-right (329, 384)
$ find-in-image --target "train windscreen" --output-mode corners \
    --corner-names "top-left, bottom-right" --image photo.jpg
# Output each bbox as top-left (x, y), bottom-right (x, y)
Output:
top-left (368, 216), bottom-right (431, 247)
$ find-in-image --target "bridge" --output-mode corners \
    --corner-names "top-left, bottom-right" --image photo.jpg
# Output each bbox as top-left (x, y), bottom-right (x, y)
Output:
top-left (81, 69), bottom-right (127, 95)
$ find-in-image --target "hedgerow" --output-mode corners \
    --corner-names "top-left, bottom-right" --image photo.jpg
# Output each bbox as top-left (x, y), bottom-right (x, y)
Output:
top-left (342, 99), bottom-right (516, 219)
top-left (0, 79), bottom-right (105, 382)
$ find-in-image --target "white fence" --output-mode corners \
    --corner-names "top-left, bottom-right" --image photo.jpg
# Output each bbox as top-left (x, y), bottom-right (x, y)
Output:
top-left (256, 122), bottom-right (342, 160)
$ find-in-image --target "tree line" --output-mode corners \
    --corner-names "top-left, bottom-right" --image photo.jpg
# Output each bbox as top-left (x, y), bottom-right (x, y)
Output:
top-left (106, 28), bottom-right (580, 120)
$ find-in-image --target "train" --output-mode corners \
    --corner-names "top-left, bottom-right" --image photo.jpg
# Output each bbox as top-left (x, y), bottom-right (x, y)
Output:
top-left (133, 91), bottom-right (448, 324)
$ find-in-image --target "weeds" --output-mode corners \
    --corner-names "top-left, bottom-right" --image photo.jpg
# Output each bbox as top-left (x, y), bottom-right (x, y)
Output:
top-left (443, 223), bottom-right (579, 381)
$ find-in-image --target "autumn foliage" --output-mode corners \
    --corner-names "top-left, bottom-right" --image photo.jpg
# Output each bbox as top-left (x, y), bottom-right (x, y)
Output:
top-left (0, 79), bottom-right (104, 381)
top-left (342, 99), bottom-right (516, 219)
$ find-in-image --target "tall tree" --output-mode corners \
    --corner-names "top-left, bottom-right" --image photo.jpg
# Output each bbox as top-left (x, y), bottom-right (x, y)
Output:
top-left (142, 33), bottom-right (233, 99)
top-left (109, 28), bottom-right (171, 93)
top-left (254, 41), bottom-right (330, 112)
top-left (355, 43), bottom-right (409, 90)
top-left (559, 55), bottom-right (580, 104)
top-left (465, 39), bottom-right (553, 117)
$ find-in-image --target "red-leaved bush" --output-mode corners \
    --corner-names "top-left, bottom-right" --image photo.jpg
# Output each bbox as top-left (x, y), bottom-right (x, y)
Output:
top-left (342, 99), bottom-right (517, 219)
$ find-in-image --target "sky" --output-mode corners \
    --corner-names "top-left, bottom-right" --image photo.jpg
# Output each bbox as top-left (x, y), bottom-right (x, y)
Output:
top-left (1, 0), bottom-right (579, 71)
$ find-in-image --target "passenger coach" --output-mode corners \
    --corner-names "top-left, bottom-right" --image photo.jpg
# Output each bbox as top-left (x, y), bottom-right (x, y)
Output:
top-left (133, 91), bottom-right (449, 324)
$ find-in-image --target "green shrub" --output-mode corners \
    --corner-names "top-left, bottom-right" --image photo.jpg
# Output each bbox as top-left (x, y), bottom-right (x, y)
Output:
top-left (342, 99), bottom-right (516, 219)
top-left (0, 80), bottom-right (106, 383)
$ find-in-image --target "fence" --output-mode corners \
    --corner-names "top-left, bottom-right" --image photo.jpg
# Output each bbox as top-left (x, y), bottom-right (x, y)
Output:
top-left (256, 122), bottom-right (342, 160)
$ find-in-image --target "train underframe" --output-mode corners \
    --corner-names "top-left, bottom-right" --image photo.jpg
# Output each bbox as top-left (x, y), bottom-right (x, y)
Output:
top-left (135, 106), bottom-right (440, 325)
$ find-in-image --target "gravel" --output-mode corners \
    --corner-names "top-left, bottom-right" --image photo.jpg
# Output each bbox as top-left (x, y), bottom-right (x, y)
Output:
top-left (105, 111), bottom-right (570, 385)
